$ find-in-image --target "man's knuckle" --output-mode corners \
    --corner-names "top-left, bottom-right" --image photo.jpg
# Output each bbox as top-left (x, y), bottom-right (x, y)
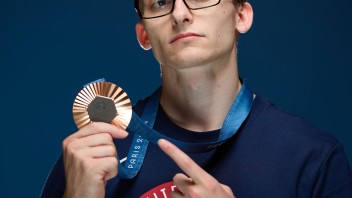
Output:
top-left (62, 138), bottom-right (68, 148)
top-left (206, 180), bottom-right (220, 194)
top-left (64, 142), bottom-right (74, 153)
top-left (222, 184), bottom-right (231, 192)
top-left (111, 168), bottom-right (118, 178)
top-left (102, 132), bottom-right (112, 141)
top-left (187, 187), bottom-right (200, 198)
top-left (110, 157), bottom-right (118, 167)
top-left (172, 173), bottom-right (182, 181)
top-left (62, 136), bottom-right (73, 148)
top-left (67, 140), bottom-right (80, 151)
top-left (106, 145), bottom-right (116, 155)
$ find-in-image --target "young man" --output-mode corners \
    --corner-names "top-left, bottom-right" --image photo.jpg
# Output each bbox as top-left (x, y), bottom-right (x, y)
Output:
top-left (41, 0), bottom-right (352, 197)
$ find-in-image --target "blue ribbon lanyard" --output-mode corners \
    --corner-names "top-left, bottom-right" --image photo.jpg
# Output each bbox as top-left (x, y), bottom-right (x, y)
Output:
top-left (118, 83), bottom-right (254, 179)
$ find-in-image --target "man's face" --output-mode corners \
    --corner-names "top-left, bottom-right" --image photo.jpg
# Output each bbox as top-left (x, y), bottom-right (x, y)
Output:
top-left (139, 0), bottom-right (241, 69)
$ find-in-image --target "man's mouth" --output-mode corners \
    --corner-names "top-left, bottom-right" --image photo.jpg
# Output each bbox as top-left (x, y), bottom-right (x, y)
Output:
top-left (170, 32), bottom-right (203, 43)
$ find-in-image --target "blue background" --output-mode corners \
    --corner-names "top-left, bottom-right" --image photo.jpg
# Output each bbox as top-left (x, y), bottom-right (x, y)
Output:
top-left (0, 0), bottom-right (351, 197)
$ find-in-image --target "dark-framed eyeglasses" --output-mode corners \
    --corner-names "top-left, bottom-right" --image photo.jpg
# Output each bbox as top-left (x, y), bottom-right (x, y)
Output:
top-left (134, 0), bottom-right (221, 19)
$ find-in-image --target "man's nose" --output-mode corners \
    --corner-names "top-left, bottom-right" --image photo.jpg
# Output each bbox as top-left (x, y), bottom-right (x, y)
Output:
top-left (171, 0), bottom-right (194, 25)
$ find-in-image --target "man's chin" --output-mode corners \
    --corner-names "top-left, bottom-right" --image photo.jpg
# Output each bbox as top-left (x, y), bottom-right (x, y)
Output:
top-left (163, 57), bottom-right (211, 70)
top-left (167, 50), bottom-right (210, 66)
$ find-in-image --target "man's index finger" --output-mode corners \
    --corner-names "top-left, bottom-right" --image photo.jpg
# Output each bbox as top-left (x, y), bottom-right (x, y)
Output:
top-left (157, 139), bottom-right (213, 184)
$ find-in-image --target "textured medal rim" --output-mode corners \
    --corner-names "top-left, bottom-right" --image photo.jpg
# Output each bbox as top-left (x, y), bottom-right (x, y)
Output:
top-left (72, 81), bottom-right (132, 130)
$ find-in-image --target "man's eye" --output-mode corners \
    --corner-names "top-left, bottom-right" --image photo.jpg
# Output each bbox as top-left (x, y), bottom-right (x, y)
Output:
top-left (151, 0), bottom-right (171, 9)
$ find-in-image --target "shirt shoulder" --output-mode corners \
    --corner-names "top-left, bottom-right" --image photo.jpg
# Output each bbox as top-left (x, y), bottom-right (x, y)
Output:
top-left (245, 94), bottom-right (339, 147)
top-left (237, 94), bottom-right (352, 197)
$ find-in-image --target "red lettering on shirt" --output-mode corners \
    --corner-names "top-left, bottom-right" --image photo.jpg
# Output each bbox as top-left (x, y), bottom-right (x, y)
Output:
top-left (139, 181), bottom-right (178, 198)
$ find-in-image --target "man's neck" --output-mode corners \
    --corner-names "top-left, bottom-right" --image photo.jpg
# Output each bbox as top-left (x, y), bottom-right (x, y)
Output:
top-left (160, 57), bottom-right (241, 132)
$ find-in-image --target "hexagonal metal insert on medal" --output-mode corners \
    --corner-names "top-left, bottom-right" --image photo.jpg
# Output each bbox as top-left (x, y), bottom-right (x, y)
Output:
top-left (87, 96), bottom-right (117, 123)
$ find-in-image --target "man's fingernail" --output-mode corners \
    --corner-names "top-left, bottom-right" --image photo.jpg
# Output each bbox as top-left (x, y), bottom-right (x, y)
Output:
top-left (158, 139), bottom-right (168, 148)
top-left (120, 129), bottom-right (129, 136)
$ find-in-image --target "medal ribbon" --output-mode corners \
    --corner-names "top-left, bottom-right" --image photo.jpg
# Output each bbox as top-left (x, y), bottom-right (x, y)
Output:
top-left (81, 79), bottom-right (253, 179)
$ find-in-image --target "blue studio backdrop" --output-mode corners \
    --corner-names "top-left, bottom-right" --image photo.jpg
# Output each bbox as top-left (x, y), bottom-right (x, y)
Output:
top-left (0, 0), bottom-right (351, 197)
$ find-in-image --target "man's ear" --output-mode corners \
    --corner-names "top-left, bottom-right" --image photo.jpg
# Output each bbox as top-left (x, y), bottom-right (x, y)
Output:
top-left (136, 22), bottom-right (152, 50)
top-left (236, 2), bottom-right (254, 34)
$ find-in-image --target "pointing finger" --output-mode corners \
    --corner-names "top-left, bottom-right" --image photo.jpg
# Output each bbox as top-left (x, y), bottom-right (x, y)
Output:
top-left (158, 139), bottom-right (214, 184)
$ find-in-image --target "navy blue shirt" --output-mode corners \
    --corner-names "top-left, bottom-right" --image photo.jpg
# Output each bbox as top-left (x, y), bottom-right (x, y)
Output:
top-left (41, 95), bottom-right (352, 197)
